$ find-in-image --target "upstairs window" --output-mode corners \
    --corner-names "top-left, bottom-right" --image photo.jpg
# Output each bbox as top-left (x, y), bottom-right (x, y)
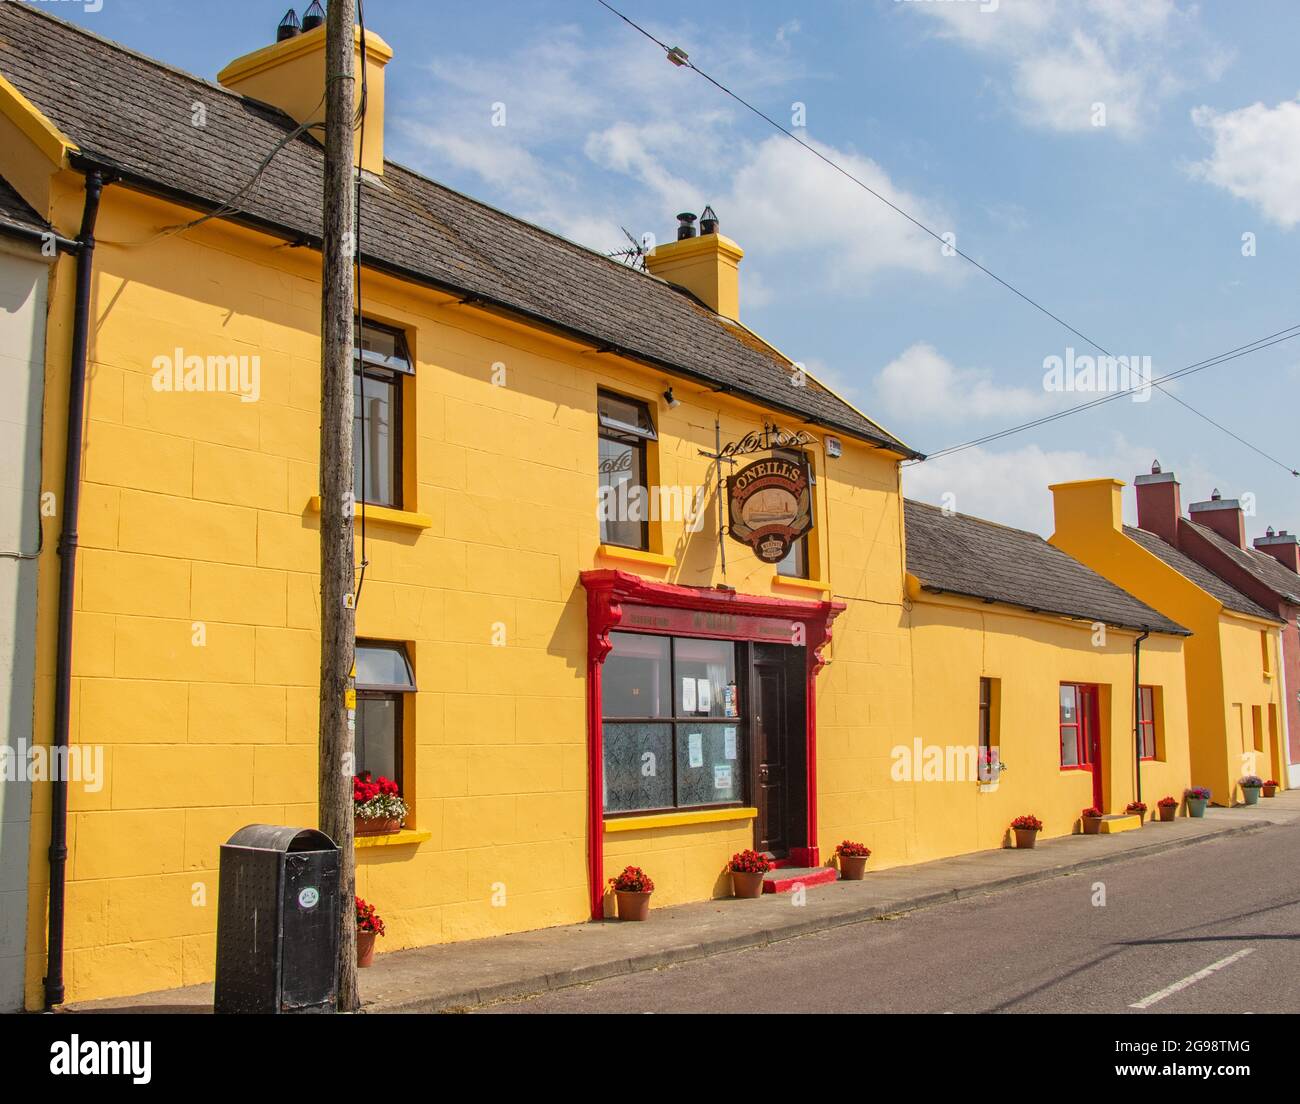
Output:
top-left (354, 641), bottom-right (417, 789)
top-left (354, 321), bottom-right (413, 509)
top-left (1138, 685), bottom-right (1158, 761)
top-left (774, 449), bottom-right (814, 579)
top-left (597, 390), bottom-right (657, 550)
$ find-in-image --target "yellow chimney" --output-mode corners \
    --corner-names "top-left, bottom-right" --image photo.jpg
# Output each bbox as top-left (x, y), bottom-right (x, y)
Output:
top-left (646, 218), bottom-right (744, 321)
top-left (217, 22), bottom-right (393, 176)
top-left (1049, 478), bottom-right (1126, 544)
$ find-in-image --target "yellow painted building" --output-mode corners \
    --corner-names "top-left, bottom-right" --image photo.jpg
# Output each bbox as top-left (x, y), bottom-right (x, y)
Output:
top-left (1050, 479), bottom-right (1287, 805)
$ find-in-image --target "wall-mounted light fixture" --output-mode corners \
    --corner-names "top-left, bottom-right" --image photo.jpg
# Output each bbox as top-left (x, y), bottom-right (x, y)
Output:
top-left (663, 387), bottom-right (680, 409)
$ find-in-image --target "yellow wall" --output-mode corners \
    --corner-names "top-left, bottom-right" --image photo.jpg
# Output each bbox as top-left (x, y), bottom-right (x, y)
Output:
top-left (1050, 479), bottom-right (1284, 805)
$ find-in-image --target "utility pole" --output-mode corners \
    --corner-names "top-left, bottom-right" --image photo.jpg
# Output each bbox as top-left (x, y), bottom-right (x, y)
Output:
top-left (319, 0), bottom-right (359, 1013)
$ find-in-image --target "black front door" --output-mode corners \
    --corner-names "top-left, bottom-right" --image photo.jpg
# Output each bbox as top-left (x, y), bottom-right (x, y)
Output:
top-left (751, 644), bottom-right (806, 858)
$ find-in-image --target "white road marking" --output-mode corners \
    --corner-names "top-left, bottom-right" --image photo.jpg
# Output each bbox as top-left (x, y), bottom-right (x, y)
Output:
top-left (1129, 947), bottom-right (1256, 1010)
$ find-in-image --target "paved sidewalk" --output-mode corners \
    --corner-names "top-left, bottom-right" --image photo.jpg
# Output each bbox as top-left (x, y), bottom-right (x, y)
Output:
top-left (69, 791), bottom-right (1300, 1014)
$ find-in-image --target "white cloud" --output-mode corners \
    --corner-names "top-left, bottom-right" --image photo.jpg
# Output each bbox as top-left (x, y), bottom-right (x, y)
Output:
top-left (906, 0), bottom-right (1220, 137)
top-left (1190, 96), bottom-right (1300, 229)
top-left (875, 342), bottom-right (1051, 423)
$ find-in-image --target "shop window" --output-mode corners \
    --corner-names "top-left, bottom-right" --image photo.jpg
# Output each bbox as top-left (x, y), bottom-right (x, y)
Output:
top-left (602, 632), bottom-right (742, 814)
top-left (597, 390), bottom-right (657, 550)
top-left (354, 321), bottom-right (413, 509)
top-left (1138, 685), bottom-right (1160, 761)
top-left (354, 641), bottom-right (416, 789)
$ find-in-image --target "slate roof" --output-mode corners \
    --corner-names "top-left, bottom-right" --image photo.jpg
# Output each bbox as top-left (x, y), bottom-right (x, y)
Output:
top-left (0, 172), bottom-right (48, 237)
top-left (0, 2), bottom-right (918, 458)
top-left (904, 499), bottom-right (1188, 635)
top-left (1183, 520), bottom-right (1300, 607)
top-left (1123, 525), bottom-right (1281, 622)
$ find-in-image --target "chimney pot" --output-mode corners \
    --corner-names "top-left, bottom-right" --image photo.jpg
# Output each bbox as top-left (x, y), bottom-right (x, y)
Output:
top-left (699, 205), bottom-right (719, 235)
top-left (301, 0), bottom-right (325, 32)
top-left (676, 212), bottom-right (698, 241)
top-left (1151, 459), bottom-right (1161, 474)
top-left (277, 8), bottom-right (301, 42)
top-left (1211, 488), bottom-right (1221, 500)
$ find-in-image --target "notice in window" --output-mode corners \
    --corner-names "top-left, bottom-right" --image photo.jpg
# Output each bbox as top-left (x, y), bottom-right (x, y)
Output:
top-left (687, 732), bottom-right (704, 769)
top-left (713, 764), bottom-right (732, 791)
top-left (681, 678), bottom-right (696, 714)
top-left (696, 678), bottom-right (712, 714)
top-left (723, 684), bottom-right (738, 717)
top-left (723, 727), bottom-right (737, 760)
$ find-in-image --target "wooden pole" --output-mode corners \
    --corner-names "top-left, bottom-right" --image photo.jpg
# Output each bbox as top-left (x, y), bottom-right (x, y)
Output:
top-left (319, 0), bottom-right (359, 1013)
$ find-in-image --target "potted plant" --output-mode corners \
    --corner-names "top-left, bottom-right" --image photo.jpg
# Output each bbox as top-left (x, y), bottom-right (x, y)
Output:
top-left (1262, 779), bottom-right (1280, 799)
top-left (835, 840), bottom-right (872, 880)
top-left (356, 895), bottom-right (385, 968)
top-left (353, 772), bottom-right (408, 836)
top-left (1080, 806), bottom-right (1104, 834)
top-left (1185, 786), bottom-right (1211, 818)
top-left (1240, 775), bottom-right (1263, 806)
top-left (727, 849), bottom-right (772, 898)
top-left (1157, 795), bottom-right (1178, 822)
top-left (610, 865), bottom-right (654, 921)
top-left (1010, 814), bottom-right (1043, 849)
top-left (1126, 800), bottom-right (1148, 823)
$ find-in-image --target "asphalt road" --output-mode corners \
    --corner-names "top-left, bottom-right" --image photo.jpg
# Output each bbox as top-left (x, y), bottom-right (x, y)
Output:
top-left (482, 823), bottom-right (1300, 1013)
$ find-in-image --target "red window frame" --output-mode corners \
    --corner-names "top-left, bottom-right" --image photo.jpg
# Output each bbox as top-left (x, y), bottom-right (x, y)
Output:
top-left (1059, 683), bottom-right (1096, 769)
top-left (1138, 685), bottom-right (1157, 761)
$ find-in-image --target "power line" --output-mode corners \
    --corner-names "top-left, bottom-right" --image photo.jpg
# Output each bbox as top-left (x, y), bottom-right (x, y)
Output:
top-left (594, 0), bottom-right (1299, 478)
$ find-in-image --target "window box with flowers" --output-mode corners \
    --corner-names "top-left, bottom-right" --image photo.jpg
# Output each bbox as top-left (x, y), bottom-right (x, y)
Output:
top-left (1157, 795), bottom-right (1178, 822)
top-left (1239, 776), bottom-right (1263, 806)
top-left (1080, 806), bottom-right (1104, 835)
top-left (1010, 814), bottom-right (1043, 849)
top-left (835, 840), bottom-right (872, 880)
top-left (1126, 800), bottom-right (1148, 823)
top-left (727, 849), bottom-right (772, 898)
top-left (1263, 779), bottom-right (1280, 799)
top-left (356, 896), bottom-right (385, 968)
top-left (353, 772), bottom-right (409, 836)
top-left (1186, 786), bottom-right (1212, 818)
top-left (610, 866), bottom-right (654, 921)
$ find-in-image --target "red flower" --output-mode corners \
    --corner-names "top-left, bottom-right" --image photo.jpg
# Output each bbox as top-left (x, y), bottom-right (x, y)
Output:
top-left (727, 849), bottom-right (774, 874)
top-left (609, 865), bottom-right (654, 894)
top-left (355, 895), bottom-right (386, 937)
top-left (1081, 806), bottom-right (1103, 819)
top-left (835, 839), bottom-right (871, 858)
top-left (1011, 814), bottom-right (1043, 831)
top-left (1157, 795), bottom-right (1178, 808)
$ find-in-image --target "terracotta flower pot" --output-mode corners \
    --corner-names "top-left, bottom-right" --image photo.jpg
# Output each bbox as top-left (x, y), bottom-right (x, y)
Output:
top-left (1128, 809), bottom-right (1147, 824)
top-left (1158, 805), bottom-right (1176, 822)
top-left (731, 870), bottom-right (766, 898)
top-left (1263, 784), bottom-right (1277, 798)
top-left (355, 815), bottom-right (401, 837)
top-left (838, 854), bottom-right (869, 880)
top-left (357, 928), bottom-right (377, 968)
top-left (1082, 816), bottom-right (1103, 835)
top-left (615, 890), bottom-right (651, 921)
top-left (1013, 827), bottom-right (1038, 849)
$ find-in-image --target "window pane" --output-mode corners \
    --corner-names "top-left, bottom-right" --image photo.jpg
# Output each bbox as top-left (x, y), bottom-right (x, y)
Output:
top-left (1060, 724), bottom-right (1079, 767)
top-left (1059, 684), bottom-right (1077, 724)
top-left (356, 642), bottom-right (415, 690)
top-left (604, 633), bottom-right (670, 717)
top-left (598, 435), bottom-right (645, 548)
top-left (598, 391), bottom-right (656, 440)
top-left (675, 724), bottom-right (742, 807)
top-left (603, 723), bottom-right (673, 813)
top-left (776, 537), bottom-right (808, 578)
top-left (1139, 686), bottom-right (1153, 724)
top-left (356, 696), bottom-right (399, 783)
top-left (673, 638), bottom-right (736, 717)
top-left (353, 371), bottom-right (398, 506)
top-left (356, 324), bottom-right (412, 374)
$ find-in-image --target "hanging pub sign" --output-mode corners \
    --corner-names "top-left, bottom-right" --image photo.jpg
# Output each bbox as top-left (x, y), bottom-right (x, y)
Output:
top-left (726, 455), bottom-right (814, 564)
top-left (718, 424), bottom-right (817, 461)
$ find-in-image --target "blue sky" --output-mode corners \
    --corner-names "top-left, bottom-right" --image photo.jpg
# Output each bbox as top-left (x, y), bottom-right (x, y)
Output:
top-left (50, 0), bottom-right (1300, 536)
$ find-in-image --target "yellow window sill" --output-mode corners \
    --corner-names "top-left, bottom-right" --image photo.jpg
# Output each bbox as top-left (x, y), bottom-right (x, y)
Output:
top-left (308, 496), bottom-right (432, 531)
top-left (355, 828), bottom-right (431, 849)
top-left (605, 807), bottom-right (758, 833)
top-left (596, 544), bottom-right (676, 569)
top-left (772, 575), bottom-right (830, 594)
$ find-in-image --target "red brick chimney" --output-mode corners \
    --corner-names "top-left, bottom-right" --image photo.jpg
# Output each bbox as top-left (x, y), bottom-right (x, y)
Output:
top-left (1134, 461), bottom-right (1181, 546)
top-left (1254, 527), bottom-right (1300, 573)
top-left (1189, 488), bottom-right (1246, 548)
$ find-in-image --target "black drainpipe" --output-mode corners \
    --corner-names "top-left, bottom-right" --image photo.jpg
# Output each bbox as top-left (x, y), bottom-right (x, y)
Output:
top-left (45, 169), bottom-right (106, 1010)
top-left (1133, 629), bottom-right (1150, 807)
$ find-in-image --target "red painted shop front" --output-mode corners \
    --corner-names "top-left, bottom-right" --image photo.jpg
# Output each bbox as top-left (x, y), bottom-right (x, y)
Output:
top-left (580, 570), bottom-right (844, 919)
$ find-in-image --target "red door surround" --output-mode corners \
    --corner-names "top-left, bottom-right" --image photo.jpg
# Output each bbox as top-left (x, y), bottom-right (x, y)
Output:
top-left (580, 570), bottom-right (844, 919)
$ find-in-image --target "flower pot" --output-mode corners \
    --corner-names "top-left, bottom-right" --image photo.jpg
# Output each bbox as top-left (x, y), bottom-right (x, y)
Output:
top-left (1128, 809), bottom-right (1147, 824)
top-left (838, 854), bottom-right (869, 880)
top-left (615, 890), bottom-right (651, 921)
top-left (355, 815), bottom-right (401, 837)
top-left (1012, 827), bottom-right (1038, 849)
top-left (1082, 816), bottom-right (1103, 835)
top-left (1263, 784), bottom-right (1277, 798)
top-left (1241, 785), bottom-right (1261, 806)
top-left (357, 928), bottom-right (377, 968)
top-left (1187, 797), bottom-right (1208, 818)
top-left (731, 870), bottom-right (766, 898)
top-left (1158, 805), bottom-right (1176, 822)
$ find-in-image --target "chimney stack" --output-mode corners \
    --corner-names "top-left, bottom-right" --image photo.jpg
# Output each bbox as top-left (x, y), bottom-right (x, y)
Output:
top-left (646, 206), bottom-right (744, 321)
top-left (1189, 488), bottom-right (1246, 548)
top-left (218, 9), bottom-right (393, 176)
top-left (1134, 461), bottom-right (1181, 547)
top-left (1254, 527), bottom-right (1300, 573)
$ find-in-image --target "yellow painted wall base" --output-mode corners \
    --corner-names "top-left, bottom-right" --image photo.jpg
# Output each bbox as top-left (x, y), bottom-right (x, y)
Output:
top-left (1097, 815), bottom-right (1142, 834)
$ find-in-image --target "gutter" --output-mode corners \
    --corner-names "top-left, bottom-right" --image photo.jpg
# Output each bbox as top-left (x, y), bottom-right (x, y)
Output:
top-left (0, 220), bottom-right (81, 255)
top-left (45, 168), bottom-right (106, 1010)
top-left (65, 152), bottom-right (921, 460)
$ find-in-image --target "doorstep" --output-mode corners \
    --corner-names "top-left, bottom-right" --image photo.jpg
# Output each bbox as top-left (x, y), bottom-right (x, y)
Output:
top-left (1097, 814), bottom-right (1142, 834)
top-left (763, 865), bottom-right (838, 893)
